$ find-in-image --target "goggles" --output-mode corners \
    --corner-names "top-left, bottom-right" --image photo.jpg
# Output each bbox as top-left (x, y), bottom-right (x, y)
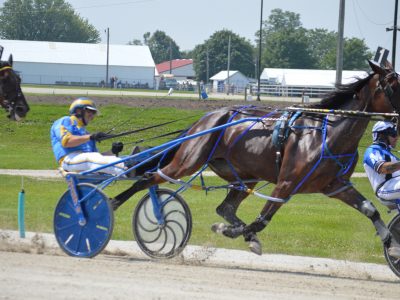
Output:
top-left (383, 127), bottom-right (398, 137)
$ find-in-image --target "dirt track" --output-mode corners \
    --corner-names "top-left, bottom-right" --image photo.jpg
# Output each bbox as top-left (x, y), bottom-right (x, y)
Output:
top-left (27, 94), bottom-right (293, 111)
top-left (1, 251), bottom-right (400, 300)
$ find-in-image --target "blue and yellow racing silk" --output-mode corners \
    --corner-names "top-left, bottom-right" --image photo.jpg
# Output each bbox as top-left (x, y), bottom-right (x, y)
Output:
top-left (50, 115), bottom-right (97, 163)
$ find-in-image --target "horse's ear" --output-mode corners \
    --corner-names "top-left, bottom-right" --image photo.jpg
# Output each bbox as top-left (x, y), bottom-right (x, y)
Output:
top-left (8, 54), bottom-right (13, 66)
top-left (368, 59), bottom-right (386, 75)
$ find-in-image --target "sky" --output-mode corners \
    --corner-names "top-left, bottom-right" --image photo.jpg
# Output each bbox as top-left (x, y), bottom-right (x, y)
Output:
top-left (1, 0), bottom-right (399, 67)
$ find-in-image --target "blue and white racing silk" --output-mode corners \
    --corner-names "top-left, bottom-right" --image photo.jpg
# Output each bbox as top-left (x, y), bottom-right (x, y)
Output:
top-left (50, 115), bottom-right (125, 176)
top-left (363, 142), bottom-right (400, 200)
top-left (50, 115), bottom-right (97, 163)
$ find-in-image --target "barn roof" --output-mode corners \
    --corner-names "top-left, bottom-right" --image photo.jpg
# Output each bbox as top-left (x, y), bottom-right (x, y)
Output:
top-left (0, 39), bottom-right (155, 67)
top-left (210, 70), bottom-right (241, 80)
top-left (260, 68), bottom-right (368, 87)
top-left (156, 59), bottom-right (193, 73)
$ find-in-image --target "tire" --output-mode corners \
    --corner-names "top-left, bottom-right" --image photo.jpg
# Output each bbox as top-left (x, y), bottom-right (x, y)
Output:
top-left (132, 188), bottom-right (192, 259)
top-left (54, 183), bottom-right (114, 258)
top-left (383, 214), bottom-right (400, 278)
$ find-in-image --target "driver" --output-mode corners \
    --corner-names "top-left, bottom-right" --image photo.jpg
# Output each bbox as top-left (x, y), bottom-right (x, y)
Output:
top-left (50, 97), bottom-right (125, 175)
top-left (363, 120), bottom-right (400, 258)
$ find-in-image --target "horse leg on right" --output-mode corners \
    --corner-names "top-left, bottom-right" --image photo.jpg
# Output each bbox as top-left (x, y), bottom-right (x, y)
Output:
top-left (327, 186), bottom-right (400, 252)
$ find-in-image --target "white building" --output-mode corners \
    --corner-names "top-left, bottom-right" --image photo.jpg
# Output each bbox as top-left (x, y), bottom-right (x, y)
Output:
top-left (210, 70), bottom-right (250, 92)
top-left (260, 68), bottom-right (367, 87)
top-left (259, 68), bottom-right (368, 97)
top-left (0, 39), bottom-right (156, 88)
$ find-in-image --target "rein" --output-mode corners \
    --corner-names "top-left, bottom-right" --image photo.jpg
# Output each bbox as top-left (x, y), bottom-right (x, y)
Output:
top-left (98, 114), bottom-right (199, 141)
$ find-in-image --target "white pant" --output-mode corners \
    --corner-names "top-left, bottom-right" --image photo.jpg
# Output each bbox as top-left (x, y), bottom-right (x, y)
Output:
top-left (62, 152), bottom-right (125, 176)
top-left (377, 177), bottom-right (400, 201)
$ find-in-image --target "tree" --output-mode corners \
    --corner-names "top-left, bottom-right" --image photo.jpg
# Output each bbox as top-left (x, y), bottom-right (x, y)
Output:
top-left (306, 29), bottom-right (337, 69)
top-left (143, 32), bottom-right (150, 45)
top-left (260, 9), bottom-right (316, 69)
top-left (315, 37), bottom-right (372, 70)
top-left (0, 0), bottom-right (100, 43)
top-left (147, 30), bottom-right (181, 64)
top-left (192, 29), bottom-right (254, 82)
top-left (128, 39), bottom-right (143, 45)
top-left (264, 8), bottom-right (302, 33)
top-left (259, 9), bottom-right (372, 70)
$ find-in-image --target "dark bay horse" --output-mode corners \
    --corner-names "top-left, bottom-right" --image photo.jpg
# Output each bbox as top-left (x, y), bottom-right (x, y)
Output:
top-left (113, 60), bottom-right (400, 255)
top-left (0, 54), bottom-right (29, 120)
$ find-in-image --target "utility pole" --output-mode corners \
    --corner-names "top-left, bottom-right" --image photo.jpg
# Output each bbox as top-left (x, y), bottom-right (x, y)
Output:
top-left (105, 27), bottom-right (110, 87)
top-left (169, 40), bottom-right (172, 74)
top-left (257, 0), bottom-right (263, 101)
top-left (386, 0), bottom-right (399, 67)
top-left (227, 35), bottom-right (231, 95)
top-left (336, 0), bottom-right (345, 85)
top-left (206, 47), bottom-right (209, 84)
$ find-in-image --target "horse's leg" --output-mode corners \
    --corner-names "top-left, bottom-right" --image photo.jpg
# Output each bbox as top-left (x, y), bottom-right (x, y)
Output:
top-left (326, 186), bottom-right (393, 246)
top-left (211, 183), bottom-right (257, 237)
top-left (220, 178), bottom-right (294, 255)
top-left (214, 185), bottom-right (287, 255)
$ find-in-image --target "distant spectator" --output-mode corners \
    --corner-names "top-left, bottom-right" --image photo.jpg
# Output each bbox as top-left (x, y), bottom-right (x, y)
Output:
top-left (110, 76), bottom-right (115, 88)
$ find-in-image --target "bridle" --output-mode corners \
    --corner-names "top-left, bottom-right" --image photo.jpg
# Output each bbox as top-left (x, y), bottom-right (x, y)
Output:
top-left (377, 70), bottom-right (400, 113)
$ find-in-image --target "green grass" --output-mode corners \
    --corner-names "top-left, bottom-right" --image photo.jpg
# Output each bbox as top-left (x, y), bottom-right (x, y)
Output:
top-left (0, 102), bottom-right (394, 264)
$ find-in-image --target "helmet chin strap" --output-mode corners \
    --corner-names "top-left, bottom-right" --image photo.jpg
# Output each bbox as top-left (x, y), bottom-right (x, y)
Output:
top-left (75, 109), bottom-right (87, 126)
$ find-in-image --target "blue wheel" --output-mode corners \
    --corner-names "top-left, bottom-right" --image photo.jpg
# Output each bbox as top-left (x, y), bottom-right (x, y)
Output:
top-left (133, 188), bottom-right (192, 258)
top-left (54, 183), bottom-right (114, 258)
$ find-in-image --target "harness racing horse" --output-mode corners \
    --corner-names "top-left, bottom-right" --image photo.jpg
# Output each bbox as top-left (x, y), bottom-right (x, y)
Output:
top-left (0, 54), bottom-right (29, 120)
top-left (112, 60), bottom-right (400, 255)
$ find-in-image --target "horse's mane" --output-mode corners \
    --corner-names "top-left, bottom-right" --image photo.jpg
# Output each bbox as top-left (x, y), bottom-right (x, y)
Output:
top-left (0, 60), bottom-right (10, 68)
top-left (308, 73), bottom-right (375, 109)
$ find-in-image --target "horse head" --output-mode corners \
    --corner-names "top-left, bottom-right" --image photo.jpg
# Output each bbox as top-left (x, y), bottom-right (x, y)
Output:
top-left (367, 60), bottom-right (400, 116)
top-left (0, 54), bottom-right (29, 121)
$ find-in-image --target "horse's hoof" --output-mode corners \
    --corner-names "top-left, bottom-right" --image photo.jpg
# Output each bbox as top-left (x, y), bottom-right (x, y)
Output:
top-left (248, 240), bottom-right (262, 256)
top-left (211, 223), bottom-right (227, 234)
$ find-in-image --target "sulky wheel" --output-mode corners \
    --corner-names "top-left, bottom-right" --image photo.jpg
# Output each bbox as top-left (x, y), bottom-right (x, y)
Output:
top-left (132, 188), bottom-right (192, 259)
top-left (54, 183), bottom-right (114, 258)
top-left (384, 213), bottom-right (400, 278)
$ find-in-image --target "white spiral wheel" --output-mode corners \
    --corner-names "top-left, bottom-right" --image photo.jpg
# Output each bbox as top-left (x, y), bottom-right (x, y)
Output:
top-left (132, 188), bottom-right (192, 258)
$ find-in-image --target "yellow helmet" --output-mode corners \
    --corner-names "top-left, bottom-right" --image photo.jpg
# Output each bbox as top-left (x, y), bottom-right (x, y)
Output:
top-left (69, 97), bottom-right (98, 115)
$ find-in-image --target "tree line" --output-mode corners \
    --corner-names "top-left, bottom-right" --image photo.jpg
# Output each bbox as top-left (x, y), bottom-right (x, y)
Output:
top-left (0, 1), bottom-right (372, 81)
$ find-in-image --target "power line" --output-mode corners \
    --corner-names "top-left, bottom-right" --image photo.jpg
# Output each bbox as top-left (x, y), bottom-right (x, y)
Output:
top-left (353, 0), bottom-right (393, 26)
top-left (351, 0), bottom-right (365, 41)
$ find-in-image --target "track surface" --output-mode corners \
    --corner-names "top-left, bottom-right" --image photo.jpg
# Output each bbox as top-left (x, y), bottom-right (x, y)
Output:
top-left (1, 251), bottom-right (400, 300)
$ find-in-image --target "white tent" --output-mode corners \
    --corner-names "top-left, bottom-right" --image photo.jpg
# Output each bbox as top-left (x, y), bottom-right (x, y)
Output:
top-left (0, 39), bottom-right (156, 87)
top-left (260, 68), bottom-right (368, 87)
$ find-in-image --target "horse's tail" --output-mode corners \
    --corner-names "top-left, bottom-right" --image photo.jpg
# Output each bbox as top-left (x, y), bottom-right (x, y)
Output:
top-left (134, 128), bottom-right (190, 176)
